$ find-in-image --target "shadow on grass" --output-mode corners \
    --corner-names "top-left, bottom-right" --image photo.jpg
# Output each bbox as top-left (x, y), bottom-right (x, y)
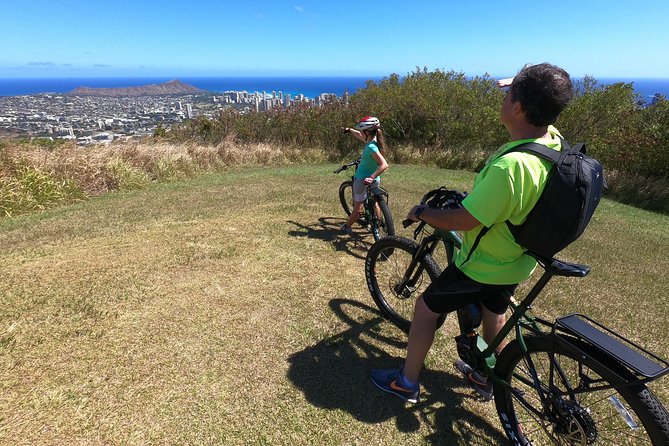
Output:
top-left (287, 217), bottom-right (375, 260)
top-left (287, 298), bottom-right (507, 445)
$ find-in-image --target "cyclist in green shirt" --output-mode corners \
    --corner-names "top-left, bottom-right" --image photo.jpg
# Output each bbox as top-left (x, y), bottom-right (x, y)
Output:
top-left (340, 116), bottom-right (389, 235)
top-left (370, 63), bottom-right (574, 403)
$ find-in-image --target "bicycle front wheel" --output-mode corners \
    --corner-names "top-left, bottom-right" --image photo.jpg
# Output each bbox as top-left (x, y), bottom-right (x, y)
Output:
top-left (338, 180), bottom-right (354, 216)
top-left (365, 236), bottom-right (441, 333)
top-left (494, 334), bottom-right (669, 445)
top-left (370, 197), bottom-right (395, 241)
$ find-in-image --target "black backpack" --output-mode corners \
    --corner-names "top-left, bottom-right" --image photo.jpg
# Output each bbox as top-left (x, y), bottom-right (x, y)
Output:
top-left (465, 138), bottom-right (605, 260)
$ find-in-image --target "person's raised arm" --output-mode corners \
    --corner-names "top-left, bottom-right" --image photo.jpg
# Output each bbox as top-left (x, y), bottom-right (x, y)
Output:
top-left (342, 127), bottom-right (367, 142)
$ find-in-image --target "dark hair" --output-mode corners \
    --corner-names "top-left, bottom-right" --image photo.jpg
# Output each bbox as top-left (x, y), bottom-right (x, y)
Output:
top-left (366, 127), bottom-right (386, 156)
top-left (510, 63), bottom-right (574, 127)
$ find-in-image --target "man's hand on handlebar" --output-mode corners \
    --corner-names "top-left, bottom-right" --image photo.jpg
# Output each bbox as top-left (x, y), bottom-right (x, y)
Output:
top-left (406, 204), bottom-right (424, 222)
top-left (402, 205), bottom-right (426, 229)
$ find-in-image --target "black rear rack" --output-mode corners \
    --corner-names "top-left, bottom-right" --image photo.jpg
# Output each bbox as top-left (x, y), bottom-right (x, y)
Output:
top-left (555, 313), bottom-right (669, 380)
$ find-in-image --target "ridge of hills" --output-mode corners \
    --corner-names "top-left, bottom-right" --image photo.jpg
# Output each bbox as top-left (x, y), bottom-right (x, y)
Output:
top-left (68, 79), bottom-right (204, 97)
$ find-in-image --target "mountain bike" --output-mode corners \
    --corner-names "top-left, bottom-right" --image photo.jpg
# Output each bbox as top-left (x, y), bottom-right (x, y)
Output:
top-left (334, 160), bottom-right (395, 241)
top-left (365, 187), bottom-right (669, 445)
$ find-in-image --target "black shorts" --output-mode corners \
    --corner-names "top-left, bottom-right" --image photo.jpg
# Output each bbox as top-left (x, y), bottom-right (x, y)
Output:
top-left (422, 264), bottom-right (517, 315)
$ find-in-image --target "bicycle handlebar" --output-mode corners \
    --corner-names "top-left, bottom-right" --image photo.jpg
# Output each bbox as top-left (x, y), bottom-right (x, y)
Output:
top-left (333, 159), bottom-right (360, 174)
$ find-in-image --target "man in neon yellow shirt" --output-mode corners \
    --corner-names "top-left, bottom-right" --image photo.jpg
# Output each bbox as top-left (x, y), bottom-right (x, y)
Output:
top-left (371, 63), bottom-right (574, 403)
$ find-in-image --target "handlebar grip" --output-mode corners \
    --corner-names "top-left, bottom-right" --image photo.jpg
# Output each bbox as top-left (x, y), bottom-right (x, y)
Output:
top-left (402, 219), bottom-right (415, 228)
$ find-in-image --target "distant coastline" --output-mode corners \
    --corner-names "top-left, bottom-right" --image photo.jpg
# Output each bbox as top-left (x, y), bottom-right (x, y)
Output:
top-left (68, 79), bottom-right (203, 96)
top-left (0, 75), bottom-right (668, 99)
top-left (0, 76), bottom-right (381, 98)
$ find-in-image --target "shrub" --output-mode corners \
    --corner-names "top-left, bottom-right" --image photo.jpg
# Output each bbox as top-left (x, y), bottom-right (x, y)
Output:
top-left (103, 158), bottom-right (151, 191)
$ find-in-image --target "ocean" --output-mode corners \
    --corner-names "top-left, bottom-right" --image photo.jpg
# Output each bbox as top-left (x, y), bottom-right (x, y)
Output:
top-left (1, 76), bottom-right (668, 99)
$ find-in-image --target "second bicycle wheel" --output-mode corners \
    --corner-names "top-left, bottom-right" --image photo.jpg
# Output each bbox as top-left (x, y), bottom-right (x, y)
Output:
top-left (365, 236), bottom-right (441, 333)
top-left (370, 197), bottom-right (396, 241)
top-left (494, 334), bottom-right (669, 445)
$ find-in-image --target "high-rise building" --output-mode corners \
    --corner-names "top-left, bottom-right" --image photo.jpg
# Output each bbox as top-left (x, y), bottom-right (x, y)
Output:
top-left (185, 104), bottom-right (193, 119)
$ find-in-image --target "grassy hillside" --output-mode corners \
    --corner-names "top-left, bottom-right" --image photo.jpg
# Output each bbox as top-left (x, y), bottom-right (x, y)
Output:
top-left (1, 164), bottom-right (668, 445)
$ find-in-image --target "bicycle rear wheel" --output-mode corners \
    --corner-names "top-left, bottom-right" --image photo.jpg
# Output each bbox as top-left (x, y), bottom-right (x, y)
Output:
top-left (370, 197), bottom-right (395, 241)
top-left (494, 334), bottom-right (669, 445)
top-left (365, 236), bottom-right (441, 333)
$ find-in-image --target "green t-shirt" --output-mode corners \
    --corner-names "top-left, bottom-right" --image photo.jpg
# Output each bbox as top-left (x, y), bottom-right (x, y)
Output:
top-left (354, 142), bottom-right (381, 180)
top-left (455, 127), bottom-right (564, 285)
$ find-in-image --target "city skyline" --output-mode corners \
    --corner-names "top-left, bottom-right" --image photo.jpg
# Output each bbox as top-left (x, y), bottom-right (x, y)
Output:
top-left (2, 0), bottom-right (669, 79)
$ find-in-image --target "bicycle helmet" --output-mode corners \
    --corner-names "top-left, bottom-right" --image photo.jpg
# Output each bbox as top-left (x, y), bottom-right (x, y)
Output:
top-left (354, 116), bottom-right (380, 131)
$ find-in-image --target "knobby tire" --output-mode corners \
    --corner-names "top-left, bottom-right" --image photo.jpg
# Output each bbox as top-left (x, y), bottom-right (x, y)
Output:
top-left (365, 236), bottom-right (441, 333)
top-left (338, 180), bottom-right (354, 216)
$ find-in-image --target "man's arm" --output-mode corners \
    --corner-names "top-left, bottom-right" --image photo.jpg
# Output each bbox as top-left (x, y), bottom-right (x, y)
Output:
top-left (406, 206), bottom-right (481, 232)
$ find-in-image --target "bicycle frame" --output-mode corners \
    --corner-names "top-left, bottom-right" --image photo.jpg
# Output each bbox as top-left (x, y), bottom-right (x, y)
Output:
top-left (393, 224), bottom-right (461, 299)
top-left (363, 184), bottom-right (387, 220)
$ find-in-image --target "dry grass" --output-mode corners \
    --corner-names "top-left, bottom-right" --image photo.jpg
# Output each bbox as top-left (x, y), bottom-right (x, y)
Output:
top-left (1, 164), bottom-right (668, 445)
top-left (0, 140), bottom-right (328, 217)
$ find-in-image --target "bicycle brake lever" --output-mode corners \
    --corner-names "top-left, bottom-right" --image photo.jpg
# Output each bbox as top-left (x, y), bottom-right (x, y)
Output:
top-left (411, 221), bottom-right (427, 239)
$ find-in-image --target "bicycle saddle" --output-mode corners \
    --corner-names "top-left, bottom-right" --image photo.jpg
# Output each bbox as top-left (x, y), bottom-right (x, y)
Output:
top-left (527, 251), bottom-right (591, 277)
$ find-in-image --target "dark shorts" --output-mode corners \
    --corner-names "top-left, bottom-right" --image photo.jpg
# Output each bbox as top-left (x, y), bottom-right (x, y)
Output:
top-left (422, 264), bottom-right (517, 315)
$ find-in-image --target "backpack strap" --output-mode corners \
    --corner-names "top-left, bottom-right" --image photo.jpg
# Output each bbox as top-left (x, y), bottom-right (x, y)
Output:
top-left (459, 225), bottom-right (490, 266)
top-left (503, 139), bottom-right (568, 163)
top-left (503, 140), bottom-right (566, 240)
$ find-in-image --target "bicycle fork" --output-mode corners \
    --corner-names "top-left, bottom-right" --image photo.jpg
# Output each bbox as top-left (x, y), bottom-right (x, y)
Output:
top-left (393, 237), bottom-right (439, 298)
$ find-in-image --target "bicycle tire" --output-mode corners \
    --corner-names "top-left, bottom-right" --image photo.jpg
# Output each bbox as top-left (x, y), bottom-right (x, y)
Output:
top-left (370, 197), bottom-right (396, 241)
top-left (338, 180), bottom-right (354, 217)
top-left (494, 334), bottom-right (669, 445)
top-left (365, 236), bottom-right (442, 333)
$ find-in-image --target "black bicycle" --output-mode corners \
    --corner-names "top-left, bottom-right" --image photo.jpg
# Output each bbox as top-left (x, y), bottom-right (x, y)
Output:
top-left (365, 187), bottom-right (669, 445)
top-left (334, 160), bottom-right (395, 241)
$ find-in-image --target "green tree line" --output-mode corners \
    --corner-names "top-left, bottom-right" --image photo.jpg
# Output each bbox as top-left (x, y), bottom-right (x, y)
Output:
top-left (167, 68), bottom-right (669, 213)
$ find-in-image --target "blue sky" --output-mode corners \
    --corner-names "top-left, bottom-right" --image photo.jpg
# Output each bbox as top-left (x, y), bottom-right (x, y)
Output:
top-left (2, 0), bottom-right (668, 79)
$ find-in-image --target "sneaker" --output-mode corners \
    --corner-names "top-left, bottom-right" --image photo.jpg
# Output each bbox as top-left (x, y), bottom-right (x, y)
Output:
top-left (370, 368), bottom-right (420, 403)
top-left (340, 224), bottom-right (353, 235)
top-left (454, 359), bottom-right (494, 401)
